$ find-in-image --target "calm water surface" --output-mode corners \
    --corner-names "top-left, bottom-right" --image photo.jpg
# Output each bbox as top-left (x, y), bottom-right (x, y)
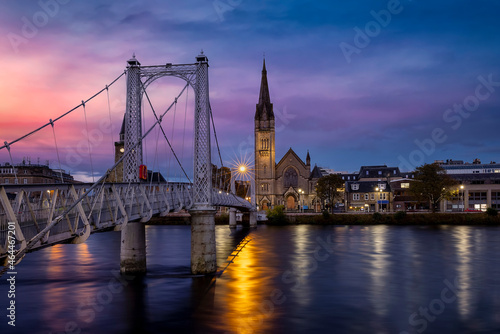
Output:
top-left (1, 224), bottom-right (500, 334)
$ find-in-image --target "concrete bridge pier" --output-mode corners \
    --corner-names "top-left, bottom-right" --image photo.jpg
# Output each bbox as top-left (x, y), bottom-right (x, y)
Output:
top-left (249, 210), bottom-right (257, 228)
top-left (120, 221), bottom-right (146, 274)
top-left (190, 209), bottom-right (217, 274)
top-left (229, 208), bottom-right (237, 228)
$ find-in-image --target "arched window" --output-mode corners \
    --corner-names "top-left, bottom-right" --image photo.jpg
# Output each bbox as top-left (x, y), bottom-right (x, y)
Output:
top-left (284, 167), bottom-right (298, 188)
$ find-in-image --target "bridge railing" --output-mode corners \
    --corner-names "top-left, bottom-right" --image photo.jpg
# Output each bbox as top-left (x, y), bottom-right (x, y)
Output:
top-left (0, 181), bottom-right (251, 260)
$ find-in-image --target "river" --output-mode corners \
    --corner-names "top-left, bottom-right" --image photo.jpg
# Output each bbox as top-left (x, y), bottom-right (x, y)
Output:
top-left (1, 224), bottom-right (500, 334)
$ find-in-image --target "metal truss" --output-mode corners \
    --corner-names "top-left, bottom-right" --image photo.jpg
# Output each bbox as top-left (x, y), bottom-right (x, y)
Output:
top-left (125, 53), bottom-right (212, 208)
top-left (0, 183), bottom-right (251, 266)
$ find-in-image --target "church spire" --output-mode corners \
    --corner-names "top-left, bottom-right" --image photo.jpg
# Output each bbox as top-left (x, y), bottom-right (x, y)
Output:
top-left (255, 58), bottom-right (274, 121)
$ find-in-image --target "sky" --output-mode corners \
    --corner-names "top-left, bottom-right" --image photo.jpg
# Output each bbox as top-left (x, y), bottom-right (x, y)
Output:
top-left (1, 0), bottom-right (500, 182)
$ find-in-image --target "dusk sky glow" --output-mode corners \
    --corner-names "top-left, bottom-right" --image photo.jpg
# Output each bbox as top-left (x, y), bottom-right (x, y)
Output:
top-left (1, 0), bottom-right (500, 181)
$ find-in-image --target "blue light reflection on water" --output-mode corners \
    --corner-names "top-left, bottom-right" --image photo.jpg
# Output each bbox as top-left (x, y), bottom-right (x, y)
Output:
top-left (1, 224), bottom-right (500, 334)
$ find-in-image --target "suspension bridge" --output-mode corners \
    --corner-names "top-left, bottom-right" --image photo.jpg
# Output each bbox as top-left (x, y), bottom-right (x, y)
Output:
top-left (0, 52), bottom-right (256, 276)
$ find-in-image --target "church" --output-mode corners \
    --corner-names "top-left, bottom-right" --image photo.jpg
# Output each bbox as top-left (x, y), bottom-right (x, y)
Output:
top-left (254, 60), bottom-right (322, 211)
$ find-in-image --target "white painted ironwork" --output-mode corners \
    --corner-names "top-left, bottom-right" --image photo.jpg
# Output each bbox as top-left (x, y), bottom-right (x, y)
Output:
top-left (0, 182), bottom-right (251, 263)
top-left (124, 56), bottom-right (142, 182)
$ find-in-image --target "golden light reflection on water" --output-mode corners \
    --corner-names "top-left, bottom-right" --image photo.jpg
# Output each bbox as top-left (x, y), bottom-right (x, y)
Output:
top-left (289, 225), bottom-right (312, 307)
top-left (212, 236), bottom-right (279, 334)
top-left (367, 225), bottom-right (390, 317)
top-left (453, 226), bottom-right (474, 320)
top-left (41, 243), bottom-right (99, 333)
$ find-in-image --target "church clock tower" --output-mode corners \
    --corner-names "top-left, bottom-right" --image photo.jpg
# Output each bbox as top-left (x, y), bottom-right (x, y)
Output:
top-left (254, 59), bottom-right (275, 209)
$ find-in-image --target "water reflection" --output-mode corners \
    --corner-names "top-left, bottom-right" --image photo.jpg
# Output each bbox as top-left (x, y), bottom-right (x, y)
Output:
top-left (453, 226), bottom-right (474, 320)
top-left (4, 225), bottom-right (500, 334)
top-left (367, 225), bottom-right (390, 317)
top-left (215, 236), bottom-right (277, 334)
top-left (289, 225), bottom-right (313, 307)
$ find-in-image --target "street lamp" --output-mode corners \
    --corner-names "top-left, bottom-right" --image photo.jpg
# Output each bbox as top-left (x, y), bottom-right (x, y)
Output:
top-left (460, 185), bottom-right (464, 212)
top-left (375, 187), bottom-right (383, 212)
top-left (298, 188), bottom-right (304, 213)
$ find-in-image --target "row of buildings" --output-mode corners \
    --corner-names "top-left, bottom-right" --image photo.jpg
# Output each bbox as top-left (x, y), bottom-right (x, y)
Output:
top-left (0, 161), bottom-right (75, 185)
top-left (252, 60), bottom-right (500, 213)
top-left (340, 160), bottom-right (500, 213)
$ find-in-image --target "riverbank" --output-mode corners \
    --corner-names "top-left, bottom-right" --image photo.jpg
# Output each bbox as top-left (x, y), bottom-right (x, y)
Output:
top-left (146, 211), bottom-right (500, 226)
top-left (279, 212), bottom-right (500, 225)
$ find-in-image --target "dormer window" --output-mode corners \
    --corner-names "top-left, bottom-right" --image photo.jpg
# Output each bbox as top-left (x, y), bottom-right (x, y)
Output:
top-left (351, 183), bottom-right (359, 191)
top-left (378, 184), bottom-right (386, 190)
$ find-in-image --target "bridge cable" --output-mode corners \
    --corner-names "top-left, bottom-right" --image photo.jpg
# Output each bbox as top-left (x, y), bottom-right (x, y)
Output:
top-left (105, 85), bottom-right (118, 182)
top-left (142, 96), bottom-right (148, 167)
top-left (166, 98), bottom-right (177, 181)
top-left (140, 81), bottom-right (191, 183)
top-left (179, 85), bottom-right (189, 177)
top-left (0, 71), bottom-right (126, 151)
top-left (209, 103), bottom-right (225, 191)
top-left (2, 141), bottom-right (18, 184)
top-left (0, 83), bottom-right (192, 276)
top-left (209, 102), bottom-right (224, 169)
top-left (49, 119), bottom-right (64, 183)
top-left (82, 101), bottom-right (95, 182)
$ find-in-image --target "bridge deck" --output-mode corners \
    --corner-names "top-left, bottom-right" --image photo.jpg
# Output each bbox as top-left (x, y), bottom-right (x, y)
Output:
top-left (0, 182), bottom-right (251, 262)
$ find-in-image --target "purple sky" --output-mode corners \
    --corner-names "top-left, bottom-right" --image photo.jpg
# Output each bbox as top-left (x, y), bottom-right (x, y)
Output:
top-left (1, 0), bottom-right (500, 181)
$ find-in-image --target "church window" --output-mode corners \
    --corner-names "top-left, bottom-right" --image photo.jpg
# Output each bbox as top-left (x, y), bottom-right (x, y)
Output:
top-left (261, 183), bottom-right (269, 192)
top-left (284, 167), bottom-right (298, 188)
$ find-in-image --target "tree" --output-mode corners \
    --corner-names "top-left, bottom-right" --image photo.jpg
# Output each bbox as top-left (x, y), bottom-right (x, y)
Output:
top-left (315, 174), bottom-right (344, 213)
top-left (410, 163), bottom-right (457, 213)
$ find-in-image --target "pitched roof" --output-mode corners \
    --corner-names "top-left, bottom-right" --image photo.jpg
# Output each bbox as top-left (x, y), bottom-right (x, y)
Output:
top-left (345, 180), bottom-right (391, 193)
top-left (255, 59), bottom-right (274, 121)
top-left (276, 148), bottom-right (307, 170)
top-left (358, 165), bottom-right (401, 179)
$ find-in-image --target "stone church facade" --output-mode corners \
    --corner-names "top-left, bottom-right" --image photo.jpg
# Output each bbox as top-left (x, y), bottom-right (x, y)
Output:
top-left (254, 60), bottom-right (321, 211)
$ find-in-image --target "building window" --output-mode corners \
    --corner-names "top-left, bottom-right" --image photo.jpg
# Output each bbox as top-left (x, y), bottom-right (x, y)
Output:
top-left (284, 167), bottom-right (298, 188)
top-left (469, 192), bottom-right (487, 201)
top-left (380, 193), bottom-right (387, 200)
top-left (378, 183), bottom-right (386, 190)
top-left (364, 194), bottom-right (369, 200)
top-left (401, 183), bottom-right (410, 189)
top-left (393, 170), bottom-right (397, 174)
top-left (378, 171), bottom-right (382, 175)
top-left (353, 194), bottom-right (360, 200)
top-left (351, 184), bottom-right (359, 191)
top-left (261, 183), bottom-right (269, 192)
top-left (260, 138), bottom-right (269, 150)
top-left (366, 171), bottom-right (369, 176)
top-left (370, 193), bottom-right (375, 200)
top-left (23, 178), bottom-right (28, 184)
top-left (4, 178), bottom-right (8, 184)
